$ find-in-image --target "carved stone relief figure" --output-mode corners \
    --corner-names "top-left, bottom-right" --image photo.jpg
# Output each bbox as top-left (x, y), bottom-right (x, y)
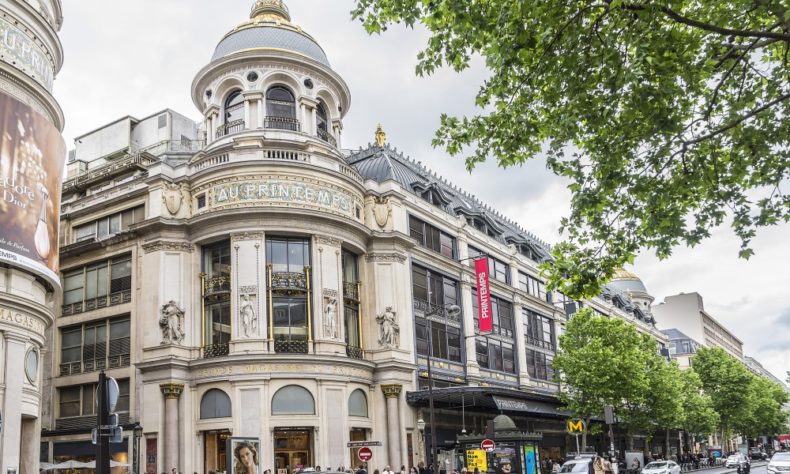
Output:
top-left (162, 182), bottom-right (185, 215)
top-left (373, 196), bottom-right (392, 229)
top-left (323, 296), bottom-right (338, 339)
top-left (239, 293), bottom-right (258, 338)
top-left (159, 300), bottom-right (185, 344)
top-left (376, 306), bottom-right (399, 348)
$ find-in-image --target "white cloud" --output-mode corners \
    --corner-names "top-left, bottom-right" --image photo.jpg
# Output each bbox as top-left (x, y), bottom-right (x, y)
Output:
top-left (55, 0), bottom-right (789, 381)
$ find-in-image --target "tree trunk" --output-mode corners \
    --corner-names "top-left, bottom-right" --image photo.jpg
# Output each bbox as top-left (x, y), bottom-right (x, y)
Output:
top-left (665, 428), bottom-right (671, 457)
top-left (627, 433), bottom-right (635, 451)
top-left (581, 417), bottom-right (589, 451)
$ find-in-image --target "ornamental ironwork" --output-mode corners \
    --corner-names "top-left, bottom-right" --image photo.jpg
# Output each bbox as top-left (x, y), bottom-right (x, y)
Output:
top-left (274, 339), bottom-right (308, 354)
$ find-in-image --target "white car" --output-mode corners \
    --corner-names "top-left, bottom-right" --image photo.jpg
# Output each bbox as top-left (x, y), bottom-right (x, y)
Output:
top-left (768, 452), bottom-right (790, 473)
top-left (726, 454), bottom-right (749, 469)
top-left (641, 461), bottom-right (681, 474)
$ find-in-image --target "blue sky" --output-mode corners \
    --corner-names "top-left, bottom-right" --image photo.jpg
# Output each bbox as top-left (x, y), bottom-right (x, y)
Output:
top-left (55, 0), bottom-right (789, 381)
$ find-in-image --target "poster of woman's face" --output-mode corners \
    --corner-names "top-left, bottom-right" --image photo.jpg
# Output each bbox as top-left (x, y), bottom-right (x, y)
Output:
top-left (228, 438), bottom-right (260, 474)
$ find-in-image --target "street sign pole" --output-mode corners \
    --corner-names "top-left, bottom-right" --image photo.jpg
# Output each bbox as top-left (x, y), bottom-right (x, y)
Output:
top-left (96, 370), bottom-right (110, 474)
top-left (575, 434), bottom-right (580, 455)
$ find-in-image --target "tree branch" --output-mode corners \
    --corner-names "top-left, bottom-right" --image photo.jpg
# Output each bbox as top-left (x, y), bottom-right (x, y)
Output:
top-left (621, 3), bottom-right (790, 42)
top-left (685, 92), bottom-right (790, 145)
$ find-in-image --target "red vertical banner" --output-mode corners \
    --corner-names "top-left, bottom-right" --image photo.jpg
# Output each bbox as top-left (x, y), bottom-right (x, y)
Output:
top-left (475, 257), bottom-right (493, 333)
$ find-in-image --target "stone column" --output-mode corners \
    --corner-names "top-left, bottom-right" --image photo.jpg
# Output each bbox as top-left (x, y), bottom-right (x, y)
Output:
top-left (512, 298), bottom-right (530, 387)
top-left (1, 333), bottom-right (27, 474)
top-left (160, 383), bottom-right (184, 473)
top-left (382, 385), bottom-right (403, 468)
top-left (244, 100), bottom-right (251, 129)
top-left (258, 99), bottom-right (265, 128)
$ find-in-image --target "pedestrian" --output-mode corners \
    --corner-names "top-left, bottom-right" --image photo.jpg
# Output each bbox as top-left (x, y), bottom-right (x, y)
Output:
top-left (317, 467), bottom-right (322, 473)
top-left (593, 457), bottom-right (606, 474)
top-left (419, 462), bottom-right (427, 474)
top-left (383, 466), bottom-right (395, 474)
top-left (373, 469), bottom-right (380, 474)
top-left (410, 468), bottom-right (418, 474)
top-left (357, 465), bottom-right (368, 474)
top-left (401, 466), bottom-right (407, 474)
top-left (552, 460), bottom-right (560, 474)
top-left (473, 468), bottom-right (481, 474)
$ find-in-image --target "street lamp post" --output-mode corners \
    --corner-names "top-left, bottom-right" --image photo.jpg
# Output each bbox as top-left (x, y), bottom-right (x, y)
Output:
top-left (424, 303), bottom-right (461, 474)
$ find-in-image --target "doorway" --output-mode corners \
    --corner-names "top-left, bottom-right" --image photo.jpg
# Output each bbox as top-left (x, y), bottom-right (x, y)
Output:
top-left (204, 429), bottom-right (231, 474)
top-left (274, 429), bottom-right (312, 474)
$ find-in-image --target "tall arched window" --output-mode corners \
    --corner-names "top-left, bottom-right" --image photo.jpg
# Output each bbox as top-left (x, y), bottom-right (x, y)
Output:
top-left (218, 90), bottom-right (244, 137)
top-left (200, 389), bottom-right (232, 419)
top-left (271, 385), bottom-right (315, 415)
top-left (266, 86), bottom-right (299, 131)
top-left (348, 389), bottom-right (368, 417)
top-left (316, 101), bottom-right (331, 144)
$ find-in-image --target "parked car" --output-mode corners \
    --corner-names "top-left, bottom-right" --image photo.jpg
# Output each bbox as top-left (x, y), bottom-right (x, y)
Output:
top-left (768, 452), bottom-right (790, 474)
top-left (749, 448), bottom-right (768, 460)
top-left (641, 461), bottom-right (681, 474)
top-left (559, 457), bottom-right (593, 474)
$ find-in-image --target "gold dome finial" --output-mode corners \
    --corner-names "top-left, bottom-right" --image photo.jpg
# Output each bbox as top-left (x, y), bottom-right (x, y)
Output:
top-left (375, 123), bottom-right (387, 147)
top-left (250, 0), bottom-right (291, 22)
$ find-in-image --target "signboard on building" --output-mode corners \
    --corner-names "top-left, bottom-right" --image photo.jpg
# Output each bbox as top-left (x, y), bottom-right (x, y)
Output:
top-left (475, 257), bottom-right (492, 332)
top-left (466, 449), bottom-right (487, 472)
top-left (0, 92), bottom-right (66, 287)
top-left (347, 441), bottom-right (382, 447)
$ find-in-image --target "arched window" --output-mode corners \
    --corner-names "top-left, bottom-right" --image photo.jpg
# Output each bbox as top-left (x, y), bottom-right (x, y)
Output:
top-left (217, 90), bottom-right (244, 137)
top-left (224, 90), bottom-right (244, 123)
top-left (316, 101), bottom-right (331, 143)
top-left (200, 389), bottom-right (232, 419)
top-left (272, 385), bottom-right (315, 415)
top-left (348, 389), bottom-right (368, 417)
top-left (266, 86), bottom-right (298, 131)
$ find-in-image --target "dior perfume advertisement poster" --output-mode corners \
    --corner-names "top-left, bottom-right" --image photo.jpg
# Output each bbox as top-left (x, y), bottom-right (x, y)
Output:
top-left (227, 438), bottom-right (261, 474)
top-left (0, 91), bottom-right (66, 286)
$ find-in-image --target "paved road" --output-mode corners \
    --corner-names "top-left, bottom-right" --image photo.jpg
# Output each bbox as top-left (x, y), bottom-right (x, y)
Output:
top-left (686, 462), bottom-right (767, 474)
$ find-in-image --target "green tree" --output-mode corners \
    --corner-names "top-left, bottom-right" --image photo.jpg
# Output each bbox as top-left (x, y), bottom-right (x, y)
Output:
top-left (351, 1), bottom-right (790, 298)
top-left (678, 368), bottom-right (720, 441)
top-left (738, 375), bottom-right (790, 438)
top-left (692, 347), bottom-right (753, 444)
top-left (618, 348), bottom-right (685, 453)
top-left (553, 308), bottom-right (658, 449)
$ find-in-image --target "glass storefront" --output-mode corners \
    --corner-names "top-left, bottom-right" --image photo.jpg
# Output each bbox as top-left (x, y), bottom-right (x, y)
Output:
top-left (274, 429), bottom-right (312, 474)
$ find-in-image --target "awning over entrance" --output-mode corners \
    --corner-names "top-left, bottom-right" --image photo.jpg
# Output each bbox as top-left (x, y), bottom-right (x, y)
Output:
top-left (406, 386), bottom-right (571, 418)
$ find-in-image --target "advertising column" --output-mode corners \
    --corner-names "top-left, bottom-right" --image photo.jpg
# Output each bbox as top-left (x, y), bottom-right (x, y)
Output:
top-left (0, 92), bottom-right (66, 286)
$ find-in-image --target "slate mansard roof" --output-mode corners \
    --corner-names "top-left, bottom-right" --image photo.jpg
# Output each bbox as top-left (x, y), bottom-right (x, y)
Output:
top-left (346, 143), bottom-right (552, 259)
top-left (346, 143), bottom-right (657, 327)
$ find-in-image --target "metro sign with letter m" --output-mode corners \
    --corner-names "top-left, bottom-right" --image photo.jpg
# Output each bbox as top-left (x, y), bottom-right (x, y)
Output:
top-left (566, 419), bottom-right (586, 434)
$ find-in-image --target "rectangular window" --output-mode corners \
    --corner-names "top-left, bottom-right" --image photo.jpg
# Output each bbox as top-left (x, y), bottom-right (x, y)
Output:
top-left (472, 290), bottom-right (514, 338)
top-left (526, 349), bottom-right (554, 381)
top-left (59, 317), bottom-right (130, 375)
top-left (519, 272), bottom-right (548, 302)
top-left (408, 216), bottom-right (456, 259)
top-left (412, 264), bottom-right (462, 363)
top-left (475, 338), bottom-right (516, 374)
top-left (523, 309), bottom-right (555, 350)
top-left (58, 379), bottom-right (130, 418)
top-left (266, 237), bottom-right (311, 353)
top-left (72, 205), bottom-right (145, 243)
top-left (468, 247), bottom-right (509, 283)
top-left (61, 255), bottom-right (132, 315)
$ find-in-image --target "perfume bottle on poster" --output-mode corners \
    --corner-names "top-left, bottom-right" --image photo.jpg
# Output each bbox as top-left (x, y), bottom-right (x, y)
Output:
top-left (34, 183), bottom-right (50, 259)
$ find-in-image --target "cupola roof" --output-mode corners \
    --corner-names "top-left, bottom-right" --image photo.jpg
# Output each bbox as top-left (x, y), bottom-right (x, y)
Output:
top-left (211, 0), bottom-right (330, 66)
top-left (608, 267), bottom-right (648, 294)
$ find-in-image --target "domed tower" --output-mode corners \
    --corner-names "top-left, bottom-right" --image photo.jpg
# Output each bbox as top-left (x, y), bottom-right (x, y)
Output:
top-left (191, 0), bottom-right (350, 152)
top-left (608, 268), bottom-right (655, 315)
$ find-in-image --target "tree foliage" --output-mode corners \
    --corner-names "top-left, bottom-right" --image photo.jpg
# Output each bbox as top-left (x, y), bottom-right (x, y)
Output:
top-left (553, 308), bottom-right (663, 448)
top-left (739, 374), bottom-right (790, 437)
top-left (351, 0), bottom-right (790, 298)
top-left (692, 347), bottom-right (756, 435)
top-left (678, 368), bottom-right (720, 438)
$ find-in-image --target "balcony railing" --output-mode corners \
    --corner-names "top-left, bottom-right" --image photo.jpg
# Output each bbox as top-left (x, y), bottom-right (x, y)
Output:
top-left (413, 299), bottom-right (462, 323)
top-left (524, 335), bottom-right (556, 352)
top-left (270, 271), bottom-right (308, 292)
top-left (203, 343), bottom-right (230, 359)
top-left (61, 289), bottom-right (131, 316)
top-left (203, 275), bottom-right (231, 299)
top-left (265, 116), bottom-right (301, 131)
top-left (346, 345), bottom-right (363, 359)
top-left (274, 339), bottom-right (309, 354)
top-left (216, 119), bottom-right (245, 137)
top-left (59, 354), bottom-right (130, 376)
top-left (343, 281), bottom-right (360, 302)
top-left (317, 127), bottom-right (337, 146)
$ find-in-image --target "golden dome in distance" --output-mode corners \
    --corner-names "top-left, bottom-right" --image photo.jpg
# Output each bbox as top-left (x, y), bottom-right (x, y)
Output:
top-left (608, 267), bottom-right (649, 294)
top-left (611, 267), bottom-right (641, 282)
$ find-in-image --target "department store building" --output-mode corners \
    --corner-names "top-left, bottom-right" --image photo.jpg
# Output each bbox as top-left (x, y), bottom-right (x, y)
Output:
top-left (39, 1), bottom-right (667, 472)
